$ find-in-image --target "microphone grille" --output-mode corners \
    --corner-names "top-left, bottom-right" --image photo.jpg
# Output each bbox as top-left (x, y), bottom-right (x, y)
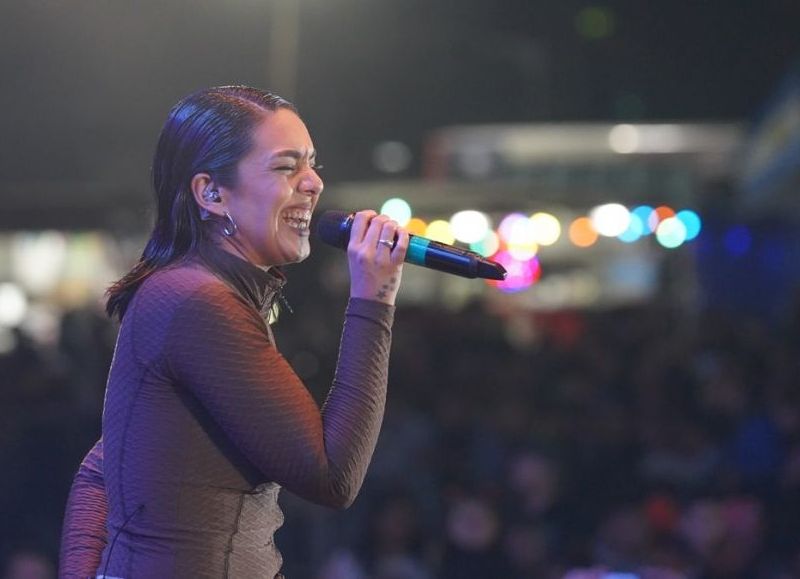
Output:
top-left (315, 210), bottom-right (352, 249)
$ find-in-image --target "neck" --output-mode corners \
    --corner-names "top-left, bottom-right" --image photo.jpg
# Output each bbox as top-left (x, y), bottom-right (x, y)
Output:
top-left (213, 235), bottom-right (273, 272)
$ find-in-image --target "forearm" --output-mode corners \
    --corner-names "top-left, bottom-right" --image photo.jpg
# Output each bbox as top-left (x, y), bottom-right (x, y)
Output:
top-left (320, 297), bottom-right (394, 507)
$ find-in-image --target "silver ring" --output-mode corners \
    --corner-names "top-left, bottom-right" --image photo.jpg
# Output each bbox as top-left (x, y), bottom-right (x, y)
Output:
top-left (378, 238), bottom-right (394, 249)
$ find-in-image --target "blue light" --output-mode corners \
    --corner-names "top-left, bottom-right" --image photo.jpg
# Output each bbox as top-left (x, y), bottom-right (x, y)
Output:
top-left (724, 225), bottom-right (751, 256)
top-left (618, 213), bottom-right (644, 243)
top-left (631, 205), bottom-right (655, 234)
top-left (676, 210), bottom-right (702, 241)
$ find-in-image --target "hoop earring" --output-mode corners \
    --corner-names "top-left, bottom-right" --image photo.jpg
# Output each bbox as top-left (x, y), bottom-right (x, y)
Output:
top-left (222, 211), bottom-right (238, 237)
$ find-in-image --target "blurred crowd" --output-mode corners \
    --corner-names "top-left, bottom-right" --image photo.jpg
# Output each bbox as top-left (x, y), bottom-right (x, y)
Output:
top-left (2, 287), bottom-right (800, 579)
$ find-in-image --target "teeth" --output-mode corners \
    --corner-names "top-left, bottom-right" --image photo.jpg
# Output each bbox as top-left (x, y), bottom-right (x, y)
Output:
top-left (282, 209), bottom-right (311, 231)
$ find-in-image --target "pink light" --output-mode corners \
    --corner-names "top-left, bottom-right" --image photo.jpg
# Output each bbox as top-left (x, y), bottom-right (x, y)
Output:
top-left (486, 250), bottom-right (541, 293)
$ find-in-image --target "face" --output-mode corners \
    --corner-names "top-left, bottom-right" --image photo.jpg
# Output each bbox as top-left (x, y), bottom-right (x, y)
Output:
top-left (220, 109), bottom-right (323, 267)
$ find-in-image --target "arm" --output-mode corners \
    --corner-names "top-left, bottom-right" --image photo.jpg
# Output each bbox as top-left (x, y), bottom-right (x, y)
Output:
top-left (165, 287), bottom-right (392, 509)
top-left (165, 212), bottom-right (408, 509)
top-left (59, 438), bottom-right (108, 578)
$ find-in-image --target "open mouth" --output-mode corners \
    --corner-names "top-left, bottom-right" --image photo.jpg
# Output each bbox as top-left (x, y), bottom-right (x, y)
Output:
top-left (281, 209), bottom-right (312, 232)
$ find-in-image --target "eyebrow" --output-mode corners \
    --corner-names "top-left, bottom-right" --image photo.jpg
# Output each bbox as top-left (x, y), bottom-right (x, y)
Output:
top-left (268, 149), bottom-right (317, 161)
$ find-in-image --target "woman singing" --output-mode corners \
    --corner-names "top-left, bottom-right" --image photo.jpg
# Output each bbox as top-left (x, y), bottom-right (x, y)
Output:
top-left (59, 86), bottom-right (409, 578)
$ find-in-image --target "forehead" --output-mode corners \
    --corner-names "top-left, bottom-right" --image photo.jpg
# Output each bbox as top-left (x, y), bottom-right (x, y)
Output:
top-left (250, 108), bottom-right (314, 157)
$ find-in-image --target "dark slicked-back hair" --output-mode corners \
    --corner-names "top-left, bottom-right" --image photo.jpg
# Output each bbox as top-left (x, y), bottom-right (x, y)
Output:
top-left (106, 86), bottom-right (296, 321)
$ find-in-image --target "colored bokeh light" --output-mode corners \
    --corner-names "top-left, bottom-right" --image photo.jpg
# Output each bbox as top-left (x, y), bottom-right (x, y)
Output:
top-left (575, 6), bottom-right (616, 40)
top-left (380, 198), bottom-right (412, 226)
top-left (529, 212), bottom-right (561, 246)
top-left (470, 230), bottom-right (501, 258)
top-left (676, 209), bottom-right (702, 241)
top-left (498, 213), bottom-right (529, 242)
top-left (450, 210), bottom-right (491, 244)
top-left (590, 203), bottom-right (630, 237)
top-left (632, 205), bottom-right (655, 234)
top-left (569, 217), bottom-right (599, 247)
top-left (655, 217), bottom-right (687, 248)
top-left (648, 205), bottom-right (676, 232)
top-left (505, 218), bottom-right (539, 260)
top-left (405, 217), bottom-right (427, 236)
top-left (618, 213), bottom-right (644, 243)
top-left (724, 225), bottom-right (751, 256)
top-left (486, 251), bottom-right (541, 293)
top-left (425, 220), bottom-right (456, 244)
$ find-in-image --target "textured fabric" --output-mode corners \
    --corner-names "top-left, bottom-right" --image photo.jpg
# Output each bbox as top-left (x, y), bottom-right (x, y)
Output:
top-left (59, 249), bottom-right (394, 578)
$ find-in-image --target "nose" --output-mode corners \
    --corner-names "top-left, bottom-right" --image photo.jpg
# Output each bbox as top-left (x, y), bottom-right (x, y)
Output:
top-left (300, 167), bottom-right (323, 197)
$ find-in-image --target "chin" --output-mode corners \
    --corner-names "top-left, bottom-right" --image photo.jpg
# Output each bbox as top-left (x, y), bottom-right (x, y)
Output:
top-left (280, 245), bottom-right (311, 266)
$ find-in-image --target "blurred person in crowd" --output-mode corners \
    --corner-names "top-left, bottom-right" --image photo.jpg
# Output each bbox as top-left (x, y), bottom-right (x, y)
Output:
top-left (359, 491), bottom-right (432, 579)
top-left (59, 86), bottom-right (410, 578)
top-left (439, 495), bottom-right (513, 578)
top-left (315, 550), bottom-right (367, 579)
top-left (1, 550), bottom-right (55, 579)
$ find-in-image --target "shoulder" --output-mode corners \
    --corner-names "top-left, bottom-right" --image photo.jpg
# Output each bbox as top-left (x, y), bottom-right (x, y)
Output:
top-left (128, 261), bottom-right (252, 325)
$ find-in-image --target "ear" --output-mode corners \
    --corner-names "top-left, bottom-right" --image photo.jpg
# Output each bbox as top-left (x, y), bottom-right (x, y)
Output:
top-left (190, 172), bottom-right (226, 218)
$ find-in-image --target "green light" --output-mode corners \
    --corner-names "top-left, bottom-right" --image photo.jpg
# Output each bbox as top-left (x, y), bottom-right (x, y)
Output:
top-left (655, 217), bottom-right (687, 249)
top-left (576, 6), bottom-right (615, 40)
top-left (470, 230), bottom-right (500, 258)
top-left (379, 198), bottom-right (412, 226)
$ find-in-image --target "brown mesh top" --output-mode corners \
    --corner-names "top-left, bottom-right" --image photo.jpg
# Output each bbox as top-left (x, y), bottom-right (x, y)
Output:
top-left (59, 248), bottom-right (394, 578)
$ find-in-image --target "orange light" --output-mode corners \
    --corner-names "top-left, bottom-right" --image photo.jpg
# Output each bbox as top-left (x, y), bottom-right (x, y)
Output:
top-left (568, 217), bottom-right (598, 247)
top-left (405, 217), bottom-right (427, 236)
top-left (649, 205), bottom-right (676, 231)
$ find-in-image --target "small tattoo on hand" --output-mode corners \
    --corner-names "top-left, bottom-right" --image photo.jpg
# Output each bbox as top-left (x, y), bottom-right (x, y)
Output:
top-left (376, 289), bottom-right (388, 299)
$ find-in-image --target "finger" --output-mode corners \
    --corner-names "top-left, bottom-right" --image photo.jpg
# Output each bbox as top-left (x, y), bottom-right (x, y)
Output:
top-left (377, 220), bottom-right (398, 251)
top-left (348, 210), bottom-right (377, 248)
top-left (361, 214), bottom-right (391, 248)
top-left (390, 228), bottom-right (410, 266)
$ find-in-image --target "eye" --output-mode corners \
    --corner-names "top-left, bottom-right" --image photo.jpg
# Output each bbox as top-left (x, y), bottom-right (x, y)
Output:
top-left (274, 165), bottom-right (297, 173)
top-left (311, 164), bottom-right (324, 172)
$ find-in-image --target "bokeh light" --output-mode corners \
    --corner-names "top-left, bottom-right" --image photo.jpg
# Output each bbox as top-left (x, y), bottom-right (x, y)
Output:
top-left (569, 217), bottom-right (599, 247)
top-left (450, 210), bottom-right (491, 244)
top-left (575, 6), bottom-right (616, 40)
top-left (380, 198), bottom-right (412, 226)
top-left (631, 205), bottom-right (655, 234)
top-left (676, 209), bottom-right (702, 241)
top-left (608, 124), bottom-right (639, 154)
top-left (425, 220), bottom-right (456, 244)
top-left (724, 225), bottom-right (752, 256)
top-left (470, 230), bottom-right (501, 258)
top-left (0, 283), bottom-right (28, 327)
top-left (405, 217), bottom-right (427, 236)
top-left (655, 217), bottom-right (687, 248)
top-left (648, 205), bottom-right (676, 232)
top-left (487, 251), bottom-right (541, 293)
top-left (372, 141), bottom-right (412, 173)
top-left (590, 203), bottom-right (630, 237)
top-left (618, 213), bottom-right (645, 243)
top-left (505, 217), bottom-right (539, 260)
top-left (498, 213), bottom-right (529, 242)
top-left (529, 212), bottom-right (561, 246)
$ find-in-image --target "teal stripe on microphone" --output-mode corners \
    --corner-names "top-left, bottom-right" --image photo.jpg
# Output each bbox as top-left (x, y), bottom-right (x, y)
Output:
top-left (406, 237), bottom-right (429, 266)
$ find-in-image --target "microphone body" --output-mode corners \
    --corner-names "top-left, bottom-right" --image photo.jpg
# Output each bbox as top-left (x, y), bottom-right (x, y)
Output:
top-left (316, 211), bottom-right (507, 281)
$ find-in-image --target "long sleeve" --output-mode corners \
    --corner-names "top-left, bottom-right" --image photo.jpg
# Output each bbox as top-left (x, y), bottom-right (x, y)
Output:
top-left (59, 438), bottom-right (108, 578)
top-left (163, 281), bottom-right (394, 510)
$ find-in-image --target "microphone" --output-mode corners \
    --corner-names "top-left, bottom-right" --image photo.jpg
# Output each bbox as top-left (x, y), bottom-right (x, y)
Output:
top-left (316, 210), bottom-right (507, 281)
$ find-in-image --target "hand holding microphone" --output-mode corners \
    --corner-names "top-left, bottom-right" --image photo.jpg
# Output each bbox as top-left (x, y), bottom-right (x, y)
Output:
top-left (342, 210), bottom-right (410, 306)
top-left (317, 210), bottom-right (507, 281)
